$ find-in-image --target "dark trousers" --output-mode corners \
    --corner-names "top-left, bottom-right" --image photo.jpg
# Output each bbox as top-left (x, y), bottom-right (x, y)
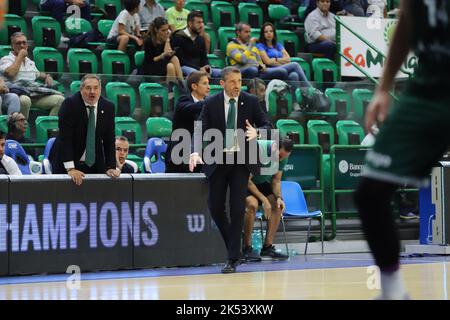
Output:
top-left (308, 40), bottom-right (337, 61)
top-left (40, 0), bottom-right (91, 24)
top-left (207, 164), bottom-right (250, 260)
top-left (354, 177), bottom-right (400, 272)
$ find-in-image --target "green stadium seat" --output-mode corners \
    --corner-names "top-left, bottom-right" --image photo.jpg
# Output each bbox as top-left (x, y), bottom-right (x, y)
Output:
top-left (238, 3), bottom-right (263, 29)
top-left (139, 83), bottom-right (169, 117)
top-left (209, 84), bottom-right (223, 96)
top-left (126, 153), bottom-right (144, 172)
top-left (0, 45), bottom-right (11, 58)
top-left (158, 0), bottom-right (175, 10)
top-left (204, 26), bottom-right (217, 53)
top-left (0, 115), bottom-right (31, 139)
top-left (0, 14), bottom-right (27, 45)
top-left (134, 51), bottom-right (144, 68)
top-left (70, 81), bottom-right (81, 94)
top-left (269, 4), bottom-right (302, 29)
top-left (146, 117), bottom-right (173, 139)
top-left (207, 54), bottom-right (225, 69)
top-left (211, 1), bottom-right (236, 28)
top-left (101, 50), bottom-right (131, 81)
top-left (335, 120), bottom-right (364, 145)
top-left (115, 117), bottom-right (142, 144)
top-left (307, 120), bottom-right (334, 153)
top-left (291, 57), bottom-right (311, 80)
top-left (277, 30), bottom-right (300, 58)
top-left (325, 88), bottom-right (352, 118)
top-left (52, 80), bottom-right (66, 95)
top-left (276, 119), bottom-right (305, 144)
top-left (352, 88), bottom-right (374, 120)
top-left (298, 5), bottom-right (308, 20)
top-left (268, 87), bottom-right (293, 120)
top-left (33, 47), bottom-right (64, 76)
top-left (185, 0), bottom-right (209, 23)
top-left (218, 27), bottom-right (236, 52)
top-left (32, 16), bottom-right (62, 48)
top-left (67, 48), bottom-right (98, 77)
top-left (105, 82), bottom-right (136, 117)
top-left (64, 18), bottom-right (92, 37)
top-left (96, 0), bottom-right (122, 20)
top-left (8, 0), bottom-right (27, 16)
top-left (98, 19), bottom-right (114, 39)
top-left (35, 116), bottom-right (59, 143)
top-left (312, 58), bottom-right (338, 83)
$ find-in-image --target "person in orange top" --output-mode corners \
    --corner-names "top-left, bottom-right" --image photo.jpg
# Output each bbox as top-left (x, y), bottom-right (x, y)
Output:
top-left (0, 0), bottom-right (6, 25)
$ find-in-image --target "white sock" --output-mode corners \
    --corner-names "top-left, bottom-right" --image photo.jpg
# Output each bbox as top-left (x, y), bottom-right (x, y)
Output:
top-left (380, 270), bottom-right (408, 300)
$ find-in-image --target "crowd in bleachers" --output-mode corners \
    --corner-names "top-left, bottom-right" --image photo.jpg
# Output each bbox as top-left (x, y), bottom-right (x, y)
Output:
top-left (0, 0), bottom-right (401, 176)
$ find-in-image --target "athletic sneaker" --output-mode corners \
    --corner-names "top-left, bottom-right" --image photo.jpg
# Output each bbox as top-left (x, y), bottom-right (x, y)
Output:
top-left (400, 212), bottom-right (418, 220)
top-left (243, 246), bottom-right (262, 262)
top-left (260, 245), bottom-right (289, 261)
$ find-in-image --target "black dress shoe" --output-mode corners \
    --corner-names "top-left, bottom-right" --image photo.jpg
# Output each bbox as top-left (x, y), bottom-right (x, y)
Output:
top-left (221, 259), bottom-right (239, 274)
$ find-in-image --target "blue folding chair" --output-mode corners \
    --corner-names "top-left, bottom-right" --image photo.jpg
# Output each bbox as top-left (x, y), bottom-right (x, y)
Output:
top-left (143, 137), bottom-right (167, 173)
top-left (5, 139), bottom-right (31, 174)
top-left (42, 137), bottom-right (55, 174)
top-left (281, 180), bottom-right (324, 255)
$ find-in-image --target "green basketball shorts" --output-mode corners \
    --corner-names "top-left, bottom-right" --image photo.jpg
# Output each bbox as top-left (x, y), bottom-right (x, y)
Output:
top-left (362, 86), bottom-right (450, 187)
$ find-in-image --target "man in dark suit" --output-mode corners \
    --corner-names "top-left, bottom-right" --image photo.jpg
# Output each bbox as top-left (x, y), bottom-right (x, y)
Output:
top-left (190, 66), bottom-right (273, 273)
top-left (166, 71), bottom-right (210, 173)
top-left (49, 74), bottom-right (120, 185)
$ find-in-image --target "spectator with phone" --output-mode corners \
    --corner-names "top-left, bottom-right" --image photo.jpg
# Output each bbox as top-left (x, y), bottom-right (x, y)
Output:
top-left (171, 11), bottom-right (222, 79)
top-left (142, 17), bottom-right (184, 84)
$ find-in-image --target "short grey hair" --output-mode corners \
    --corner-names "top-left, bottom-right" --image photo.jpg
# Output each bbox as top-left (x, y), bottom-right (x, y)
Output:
top-left (221, 66), bottom-right (241, 81)
top-left (115, 136), bottom-right (129, 143)
top-left (80, 74), bottom-right (102, 88)
top-left (10, 32), bottom-right (26, 43)
top-left (235, 22), bottom-right (250, 33)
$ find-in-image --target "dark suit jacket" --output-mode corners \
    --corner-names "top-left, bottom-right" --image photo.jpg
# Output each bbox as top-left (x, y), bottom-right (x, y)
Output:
top-left (195, 91), bottom-right (272, 178)
top-left (166, 94), bottom-right (205, 164)
top-left (49, 92), bottom-right (116, 174)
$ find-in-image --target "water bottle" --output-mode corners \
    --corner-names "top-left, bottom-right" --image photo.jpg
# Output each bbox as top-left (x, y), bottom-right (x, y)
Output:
top-left (251, 230), bottom-right (263, 252)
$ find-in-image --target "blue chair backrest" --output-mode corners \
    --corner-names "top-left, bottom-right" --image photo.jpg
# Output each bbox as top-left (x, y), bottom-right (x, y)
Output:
top-left (43, 137), bottom-right (56, 174)
top-left (5, 139), bottom-right (31, 174)
top-left (144, 137), bottom-right (167, 173)
top-left (281, 180), bottom-right (309, 214)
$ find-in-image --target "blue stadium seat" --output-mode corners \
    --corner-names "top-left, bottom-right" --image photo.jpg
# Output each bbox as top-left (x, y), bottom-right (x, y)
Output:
top-left (42, 137), bottom-right (56, 174)
top-left (143, 137), bottom-right (167, 173)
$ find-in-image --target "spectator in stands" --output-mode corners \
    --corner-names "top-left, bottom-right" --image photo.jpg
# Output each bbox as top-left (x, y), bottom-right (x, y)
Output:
top-left (227, 23), bottom-right (289, 81)
top-left (166, 0), bottom-right (211, 52)
top-left (247, 78), bottom-right (267, 113)
top-left (0, 77), bottom-right (20, 116)
top-left (49, 74), bottom-right (120, 186)
top-left (0, 131), bottom-right (22, 175)
top-left (116, 136), bottom-right (140, 173)
top-left (243, 138), bottom-right (293, 262)
top-left (166, 71), bottom-right (210, 173)
top-left (305, 0), bottom-right (337, 60)
top-left (366, 0), bottom-right (387, 18)
top-left (107, 0), bottom-right (143, 53)
top-left (257, 22), bottom-right (312, 85)
top-left (6, 112), bottom-right (33, 144)
top-left (342, 0), bottom-right (367, 16)
top-left (305, 0), bottom-right (347, 16)
top-left (143, 17), bottom-right (184, 84)
top-left (171, 11), bottom-right (221, 79)
top-left (166, 0), bottom-right (190, 33)
top-left (139, 0), bottom-right (166, 33)
top-left (0, 32), bottom-right (64, 117)
top-left (40, 0), bottom-right (92, 25)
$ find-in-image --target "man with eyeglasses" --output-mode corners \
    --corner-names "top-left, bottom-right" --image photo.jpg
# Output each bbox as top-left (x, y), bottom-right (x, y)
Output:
top-left (6, 112), bottom-right (33, 144)
top-left (0, 32), bottom-right (64, 118)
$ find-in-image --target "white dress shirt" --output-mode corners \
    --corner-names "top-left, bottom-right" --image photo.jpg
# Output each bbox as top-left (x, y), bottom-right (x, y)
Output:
top-left (0, 52), bottom-right (40, 81)
top-left (63, 100), bottom-right (98, 170)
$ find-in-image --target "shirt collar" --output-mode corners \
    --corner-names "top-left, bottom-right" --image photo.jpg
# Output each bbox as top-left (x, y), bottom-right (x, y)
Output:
top-left (223, 91), bottom-right (238, 105)
top-left (191, 94), bottom-right (200, 103)
top-left (83, 100), bottom-right (99, 109)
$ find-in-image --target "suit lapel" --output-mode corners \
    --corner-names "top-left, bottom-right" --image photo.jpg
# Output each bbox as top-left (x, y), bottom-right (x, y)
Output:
top-left (237, 93), bottom-right (246, 130)
top-left (218, 92), bottom-right (226, 133)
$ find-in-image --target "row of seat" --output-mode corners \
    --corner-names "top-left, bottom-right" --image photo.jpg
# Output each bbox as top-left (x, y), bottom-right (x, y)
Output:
top-left (0, 114), bottom-right (172, 145)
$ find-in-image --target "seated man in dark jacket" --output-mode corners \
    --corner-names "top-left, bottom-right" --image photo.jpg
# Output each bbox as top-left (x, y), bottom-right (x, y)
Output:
top-left (116, 136), bottom-right (140, 173)
top-left (165, 71), bottom-right (210, 173)
top-left (171, 11), bottom-right (222, 79)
